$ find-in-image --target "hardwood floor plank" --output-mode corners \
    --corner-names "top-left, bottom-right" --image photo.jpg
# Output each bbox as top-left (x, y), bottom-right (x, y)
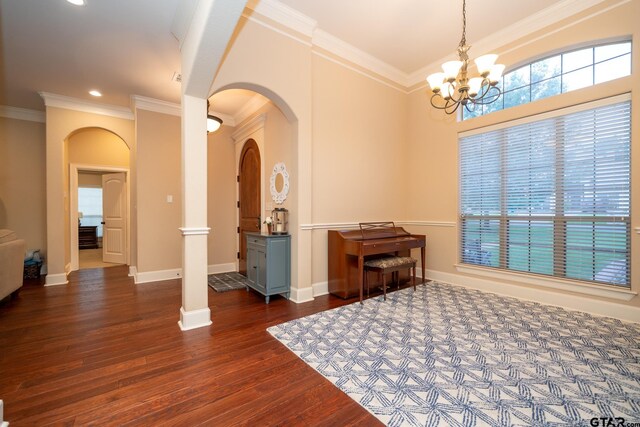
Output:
top-left (0, 266), bottom-right (379, 425)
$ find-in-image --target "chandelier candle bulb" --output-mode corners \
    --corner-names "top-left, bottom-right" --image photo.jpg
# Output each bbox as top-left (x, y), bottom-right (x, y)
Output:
top-left (488, 64), bottom-right (506, 84)
top-left (441, 82), bottom-right (453, 100)
top-left (442, 61), bottom-right (463, 81)
top-left (468, 78), bottom-right (483, 97)
top-left (426, 73), bottom-right (445, 92)
top-left (474, 54), bottom-right (498, 76)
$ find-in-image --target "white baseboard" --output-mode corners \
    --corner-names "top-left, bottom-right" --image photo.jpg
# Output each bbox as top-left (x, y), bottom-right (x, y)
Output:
top-left (424, 269), bottom-right (640, 324)
top-left (312, 281), bottom-right (328, 297)
top-left (178, 306), bottom-right (212, 331)
top-left (208, 263), bottom-right (236, 275)
top-left (1, 399), bottom-right (7, 427)
top-left (131, 264), bottom-right (237, 284)
top-left (44, 273), bottom-right (68, 286)
top-left (290, 286), bottom-right (314, 303)
top-left (134, 268), bottom-right (182, 284)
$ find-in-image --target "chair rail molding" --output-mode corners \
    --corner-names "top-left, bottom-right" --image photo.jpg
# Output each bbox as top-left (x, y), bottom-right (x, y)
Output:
top-left (300, 220), bottom-right (456, 230)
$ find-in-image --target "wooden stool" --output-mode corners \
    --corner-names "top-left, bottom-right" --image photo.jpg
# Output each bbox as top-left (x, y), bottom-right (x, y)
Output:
top-left (362, 256), bottom-right (417, 303)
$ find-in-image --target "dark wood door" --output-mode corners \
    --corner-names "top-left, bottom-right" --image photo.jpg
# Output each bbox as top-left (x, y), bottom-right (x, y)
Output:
top-left (238, 139), bottom-right (261, 275)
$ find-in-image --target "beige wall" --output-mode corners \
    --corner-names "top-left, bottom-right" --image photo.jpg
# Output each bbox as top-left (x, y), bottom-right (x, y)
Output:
top-left (135, 109), bottom-right (182, 272)
top-left (262, 102), bottom-right (294, 216)
top-left (68, 127), bottom-right (130, 167)
top-left (78, 172), bottom-right (103, 188)
top-left (207, 124), bottom-right (237, 266)
top-left (0, 117), bottom-right (46, 252)
top-left (406, 0), bottom-right (640, 308)
top-left (310, 54), bottom-right (409, 285)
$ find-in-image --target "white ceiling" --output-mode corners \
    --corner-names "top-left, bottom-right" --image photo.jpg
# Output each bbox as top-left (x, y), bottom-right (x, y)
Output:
top-left (1, 0), bottom-right (574, 114)
top-left (0, 0), bottom-right (182, 110)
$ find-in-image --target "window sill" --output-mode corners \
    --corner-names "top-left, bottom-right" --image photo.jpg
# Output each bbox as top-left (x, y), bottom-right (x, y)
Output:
top-left (454, 264), bottom-right (637, 301)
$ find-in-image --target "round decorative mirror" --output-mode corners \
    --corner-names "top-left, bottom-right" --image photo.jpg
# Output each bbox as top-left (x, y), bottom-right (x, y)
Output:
top-left (270, 162), bottom-right (289, 204)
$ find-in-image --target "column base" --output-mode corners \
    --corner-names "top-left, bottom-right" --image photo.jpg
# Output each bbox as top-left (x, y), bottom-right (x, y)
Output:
top-left (178, 306), bottom-right (212, 331)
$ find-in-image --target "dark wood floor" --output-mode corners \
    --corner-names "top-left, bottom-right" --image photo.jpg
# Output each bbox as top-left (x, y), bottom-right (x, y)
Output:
top-left (0, 266), bottom-right (382, 426)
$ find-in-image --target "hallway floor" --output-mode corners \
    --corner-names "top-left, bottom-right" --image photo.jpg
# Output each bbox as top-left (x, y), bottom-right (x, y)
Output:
top-left (78, 248), bottom-right (122, 269)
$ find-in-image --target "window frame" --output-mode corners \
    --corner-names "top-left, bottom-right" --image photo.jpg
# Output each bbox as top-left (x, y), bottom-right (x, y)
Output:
top-left (457, 93), bottom-right (633, 299)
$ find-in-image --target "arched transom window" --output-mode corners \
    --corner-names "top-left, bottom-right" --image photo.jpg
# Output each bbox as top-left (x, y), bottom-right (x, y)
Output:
top-left (463, 41), bottom-right (631, 120)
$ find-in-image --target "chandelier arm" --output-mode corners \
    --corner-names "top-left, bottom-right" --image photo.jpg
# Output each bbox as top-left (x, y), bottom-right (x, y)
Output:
top-left (445, 100), bottom-right (461, 115)
top-left (471, 79), bottom-right (492, 101)
top-left (430, 94), bottom-right (447, 110)
top-left (472, 85), bottom-right (502, 105)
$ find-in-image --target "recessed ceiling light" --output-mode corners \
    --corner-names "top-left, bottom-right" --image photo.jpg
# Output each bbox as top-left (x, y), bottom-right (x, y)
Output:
top-left (66, 0), bottom-right (86, 5)
top-left (89, 90), bottom-right (102, 97)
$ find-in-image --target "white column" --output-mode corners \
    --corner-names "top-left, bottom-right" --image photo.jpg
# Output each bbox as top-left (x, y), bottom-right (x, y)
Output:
top-left (178, 94), bottom-right (211, 331)
top-left (174, 0), bottom-right (246, 330)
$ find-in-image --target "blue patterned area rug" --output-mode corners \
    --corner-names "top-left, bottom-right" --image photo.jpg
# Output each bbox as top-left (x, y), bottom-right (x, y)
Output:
top-left (267, 281), bottom-right (640, 426)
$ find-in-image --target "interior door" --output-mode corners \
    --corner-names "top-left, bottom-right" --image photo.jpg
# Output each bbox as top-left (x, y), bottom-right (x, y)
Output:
top-left (102, 172), bottom-right (127, 264)
top-left (239, 139), bottom-right (261, 275)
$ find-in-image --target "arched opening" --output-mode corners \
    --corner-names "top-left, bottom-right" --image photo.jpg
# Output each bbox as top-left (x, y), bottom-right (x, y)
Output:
top-left (206, 86), bottom-right (297, 302)
top-left (65, 127), bottom-right (130, 272)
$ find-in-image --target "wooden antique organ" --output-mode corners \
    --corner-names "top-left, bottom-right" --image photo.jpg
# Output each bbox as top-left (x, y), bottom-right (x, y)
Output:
top-left (328, 222), bottom-right (426, 299)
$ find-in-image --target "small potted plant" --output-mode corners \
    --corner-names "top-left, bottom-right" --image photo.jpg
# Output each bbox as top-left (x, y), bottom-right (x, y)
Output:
top-left (263, 216), bottom-right (273, 234)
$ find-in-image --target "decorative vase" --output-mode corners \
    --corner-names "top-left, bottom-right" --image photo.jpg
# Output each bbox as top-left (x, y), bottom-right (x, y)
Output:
top-left (267, 224), bottom-right (272, 235)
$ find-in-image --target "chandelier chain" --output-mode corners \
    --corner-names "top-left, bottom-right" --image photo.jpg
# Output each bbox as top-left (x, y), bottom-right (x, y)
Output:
top-left (426, 0), bottom-right (504, 115)
top-left (459, 0), bottom-right (467, 49)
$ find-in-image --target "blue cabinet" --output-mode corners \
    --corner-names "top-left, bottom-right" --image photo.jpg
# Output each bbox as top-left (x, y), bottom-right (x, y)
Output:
top-left (245, 233), bottom-right (291, 303)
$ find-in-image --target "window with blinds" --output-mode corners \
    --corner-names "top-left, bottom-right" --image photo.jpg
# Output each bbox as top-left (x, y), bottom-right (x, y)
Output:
top-left (459, 96), bottom-right (631, 287)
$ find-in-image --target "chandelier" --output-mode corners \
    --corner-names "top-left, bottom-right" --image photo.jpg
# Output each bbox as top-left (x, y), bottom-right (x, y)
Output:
top-left (426, 0), bottom-right (505, 115)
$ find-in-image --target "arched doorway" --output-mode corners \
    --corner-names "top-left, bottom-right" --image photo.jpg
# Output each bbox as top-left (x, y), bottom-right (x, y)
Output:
top-left (238, 139), bottom-right (261, 275)
top-left (66, 127), bottom-right (130, 272)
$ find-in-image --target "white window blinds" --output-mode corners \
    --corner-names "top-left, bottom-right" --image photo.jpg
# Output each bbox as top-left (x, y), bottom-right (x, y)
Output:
top-left (459, 96), bottom-right (631, 287)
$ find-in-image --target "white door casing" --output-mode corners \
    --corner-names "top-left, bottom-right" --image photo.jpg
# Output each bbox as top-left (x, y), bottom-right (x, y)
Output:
top-left (102, 172), bottom-right (127, 264)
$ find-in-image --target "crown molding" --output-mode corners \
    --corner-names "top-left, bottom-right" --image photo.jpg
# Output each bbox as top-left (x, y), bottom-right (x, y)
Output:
top-left (312, 29), bottom-right (409, 87)
top-left (231, 113), bottom-right (266, 144)
top-left (209, 111), bottom-right (235, 127)
top-left (39, 92), bottom-right (134, 120)
top-left (407, 0), bottom-right (614, 86)
top-left (247, 0), bottom-right (616, 89)
top-left (246, 0), bottom-right (317, 38)
top-left (130, 95), bottom-right (181, 116)
top-left (0, 105), bottom-right (45, 123)
top-left (234, 94), bottom-right (270, 125)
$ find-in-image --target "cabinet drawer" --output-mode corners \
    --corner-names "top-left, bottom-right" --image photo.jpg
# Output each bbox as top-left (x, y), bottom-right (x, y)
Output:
top-left (247, 237), bottom-right (266, 248)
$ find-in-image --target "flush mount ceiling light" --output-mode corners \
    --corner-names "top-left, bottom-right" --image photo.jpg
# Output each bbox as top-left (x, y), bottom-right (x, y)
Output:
top-left (426, 0), bottom-right (505, 115)
top-left (89, 90), bottom-right (102, 97)
top-left (207, 115), bottom-right (222, 133)
top-left (66, 0), bottom-right (86, 6)
top-left (206, 101), bottom-right (222, 133)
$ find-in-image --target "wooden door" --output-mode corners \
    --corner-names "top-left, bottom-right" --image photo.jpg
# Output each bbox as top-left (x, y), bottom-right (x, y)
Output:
top-left (238, 139), bottom-right (261, 275)
top-left (102, 172), bottom-right (127, 264)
